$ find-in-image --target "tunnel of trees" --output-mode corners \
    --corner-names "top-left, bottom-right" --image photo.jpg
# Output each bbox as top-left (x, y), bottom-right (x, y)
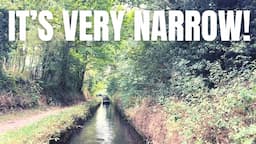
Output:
top-left (0, 0), bottom-right (255, 110)
top-left (0, 0), bottom-right (256, 142)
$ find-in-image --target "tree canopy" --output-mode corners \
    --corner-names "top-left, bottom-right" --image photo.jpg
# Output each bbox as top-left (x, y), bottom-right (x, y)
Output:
top-left (0, 0), bottom-right (255, 109)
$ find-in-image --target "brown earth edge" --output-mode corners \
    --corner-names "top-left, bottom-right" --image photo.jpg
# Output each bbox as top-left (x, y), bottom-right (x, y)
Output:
top-left (114, 104), bottom-right (149, 143)
top-left (116, 99), bottom-right (182, 144)
top-left (48, 103), bottom-right (100, 144)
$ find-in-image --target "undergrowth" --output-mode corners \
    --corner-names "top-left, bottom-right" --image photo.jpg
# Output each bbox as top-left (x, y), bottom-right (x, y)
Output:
top-left (164, 81), bottom-right (256, 143)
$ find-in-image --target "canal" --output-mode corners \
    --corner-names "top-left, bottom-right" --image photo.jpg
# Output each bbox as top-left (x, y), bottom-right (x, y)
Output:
top-left (69, 104), bottom-right (144, 144)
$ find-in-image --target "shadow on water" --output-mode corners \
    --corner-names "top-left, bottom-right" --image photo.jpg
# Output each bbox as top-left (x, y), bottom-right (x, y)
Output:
top-left (69, 104), bottom-right (144, 144)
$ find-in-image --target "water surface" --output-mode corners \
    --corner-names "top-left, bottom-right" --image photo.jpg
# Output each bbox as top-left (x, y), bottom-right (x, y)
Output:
top-left (69, 104), bottom-right (144, 144)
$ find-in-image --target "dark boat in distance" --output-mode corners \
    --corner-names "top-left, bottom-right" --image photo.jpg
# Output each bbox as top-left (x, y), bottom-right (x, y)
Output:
top-left (102, 96), bottom-right (111, 105)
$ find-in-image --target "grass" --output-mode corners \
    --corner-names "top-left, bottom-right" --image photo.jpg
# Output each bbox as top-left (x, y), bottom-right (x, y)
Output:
top-left (0, 100), bottom-right (99, 144)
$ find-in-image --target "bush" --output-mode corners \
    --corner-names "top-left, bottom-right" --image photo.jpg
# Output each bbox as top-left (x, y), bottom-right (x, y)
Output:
top-left (0, 76), bottom-right (42, 112)
top-left (164, 82), bottom-right (256, 143)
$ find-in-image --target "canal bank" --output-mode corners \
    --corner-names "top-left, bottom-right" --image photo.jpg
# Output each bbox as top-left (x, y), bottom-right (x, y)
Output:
top-left (114, 104), bottom-right (149, 143)
top-left (116, 99), bottom-right (171, 144)
top-left (0, 101), bottom-right (100, 144)
top-left (49, 101), bottom-right (100, 144)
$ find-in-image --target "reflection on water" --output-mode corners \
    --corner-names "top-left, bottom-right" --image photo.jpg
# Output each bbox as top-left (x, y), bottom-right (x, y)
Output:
top-left (69, 104), bottom-right (144, 144)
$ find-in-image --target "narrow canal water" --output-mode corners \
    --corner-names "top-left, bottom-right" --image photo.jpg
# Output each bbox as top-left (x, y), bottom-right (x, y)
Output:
top-left (69, 104), bottom-right (144, 144)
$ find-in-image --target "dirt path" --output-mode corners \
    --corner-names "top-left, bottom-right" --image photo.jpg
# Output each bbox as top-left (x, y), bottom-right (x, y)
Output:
top-left (0, 107), bottom-right (66, 134)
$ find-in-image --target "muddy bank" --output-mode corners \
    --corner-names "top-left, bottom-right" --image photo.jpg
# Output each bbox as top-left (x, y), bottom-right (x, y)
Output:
top-left (49, 103), bottom-right (100, 144)
top-left (114, 104), bottom-right (147, 143)
top-left (118, 100), bottom-right (172, 144)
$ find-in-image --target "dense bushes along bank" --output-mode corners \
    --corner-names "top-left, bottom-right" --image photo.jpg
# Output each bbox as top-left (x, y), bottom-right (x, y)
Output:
top-left (0, 76), bottom-right (86, 113)
top-left (115, 80), bottom-right (256, 143)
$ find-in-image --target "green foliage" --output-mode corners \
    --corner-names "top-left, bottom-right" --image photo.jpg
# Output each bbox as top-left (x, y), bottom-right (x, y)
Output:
top-left (0, 1), bottom-right (255, 143)
top-left (0, 9), bottom-right (16, 77)
top-left (233, 125), bottom-right (256, 144)
top-left (0, 77), bottom-right (42, 111)
top-left (164, 82), bottom-right (256, 143)
top-left (106, 0), bottom-right (256, 109)
top-left (107, 77), bottom-right (119, 96)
